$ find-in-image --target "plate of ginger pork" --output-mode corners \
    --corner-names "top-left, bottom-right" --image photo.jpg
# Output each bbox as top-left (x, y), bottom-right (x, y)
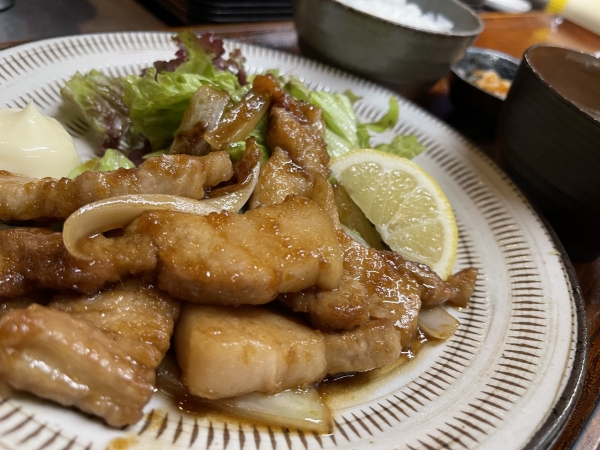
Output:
top-left (0, 32), bottom-right (587, 450)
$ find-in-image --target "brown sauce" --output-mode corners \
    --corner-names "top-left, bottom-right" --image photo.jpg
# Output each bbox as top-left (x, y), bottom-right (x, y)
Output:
top-left (107, 436), bottom-right (138, 450)
top-left (317, 333), bottom-right (427, 406)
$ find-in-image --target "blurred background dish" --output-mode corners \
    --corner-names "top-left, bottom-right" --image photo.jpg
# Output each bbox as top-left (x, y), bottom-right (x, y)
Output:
top-left (147, 0), bottom-right (294, 24)
top-left (498, 45), bottom-right (600, 261)
top-left (294, 0), bottom-right (483, 98)
top-left (484, 0), bottom-right (532, 13)
top-left (449, 47), bottom-right (520, 126)
top-left (0, 0), bottom-right (14, 12)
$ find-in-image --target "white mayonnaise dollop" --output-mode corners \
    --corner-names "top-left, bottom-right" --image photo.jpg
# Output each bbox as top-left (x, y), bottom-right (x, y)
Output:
top-left (0, 102), bottom-right (79, 178)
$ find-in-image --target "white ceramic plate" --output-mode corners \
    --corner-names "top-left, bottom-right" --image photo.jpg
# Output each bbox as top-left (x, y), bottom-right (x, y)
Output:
top-left (0, 32), bottom-right (586, 450)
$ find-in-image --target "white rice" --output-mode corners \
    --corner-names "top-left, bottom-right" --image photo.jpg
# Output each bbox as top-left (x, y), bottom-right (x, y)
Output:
top-left (337, 0), bottom-right (455, 32)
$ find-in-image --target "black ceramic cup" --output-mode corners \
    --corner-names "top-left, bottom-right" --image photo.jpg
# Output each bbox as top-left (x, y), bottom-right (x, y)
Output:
top-left (0, 0), bottom-right (14, 11)
top-left (450, 47), bottom-right (520, 125)
top-left (498, 45), bottom-right (600, 261)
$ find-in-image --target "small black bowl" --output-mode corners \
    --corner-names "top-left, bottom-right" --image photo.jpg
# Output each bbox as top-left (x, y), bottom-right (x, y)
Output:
top-left (449, 47), bottom-right (520, 124)
top-left (498, 45), bottom-right (600, 261)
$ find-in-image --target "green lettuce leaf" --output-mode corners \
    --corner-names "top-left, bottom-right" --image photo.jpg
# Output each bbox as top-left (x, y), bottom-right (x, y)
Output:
top-left (60, 70), bottom-right (143, 154)
top-left (362, 97), bottom-right (399, 133)
top-left (309, 91), bottom-right (359, 150)
top-left (278, 76), bottom-right (417, 159)
top-left (68, 149), bottom-right (135, 178)
top-left (123, 68), bottom-right (240, 151)
top-left (123, 70), bottom-right (205, 151)
top-left (142, 149), bottom-right (169, 159)
top-left (375, 134), bottom-right (425, 159)
top-left (343, 90), bottom-right (362, 105)
top-left (123, 32), bottom-right (243, 151)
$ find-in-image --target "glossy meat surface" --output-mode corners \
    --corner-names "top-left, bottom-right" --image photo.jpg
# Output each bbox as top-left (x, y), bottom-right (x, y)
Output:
top-left (252, 134), bottom-right (474, 341)
top-left (323, 319), bottom-right (402, 375)
top-left (0, 227), bottom-right (121, 298)
top-left (280, 276), bottom-right (371, 331)
top-left (0, 197), bottom-right (343, 304)
top-left (175, 304), bottom-right (327, 399)
top-left (0, 282), bottom-right (179, 427)
top-left (268, 102), bottom-right (330, 181)
top-left (249, 147), bottom-right (312, 209)
top-left (50, 279), bottom-right (181, 368)
top-left (335, 230), bottom-right (422, 347)
top-left (174, 304), bottom-right (404, 400)
top-left (0, 151), bottom-right (233, 221)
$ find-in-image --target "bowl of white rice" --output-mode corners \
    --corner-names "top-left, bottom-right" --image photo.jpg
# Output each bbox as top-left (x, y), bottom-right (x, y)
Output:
top-left (294, 0), bottom-right (484, 98)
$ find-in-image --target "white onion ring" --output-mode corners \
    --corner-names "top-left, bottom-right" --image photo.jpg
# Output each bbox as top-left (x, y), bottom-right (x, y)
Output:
top-left (63, 163), bottom-right (260, 260)
top-left (417, 307), bottom-right (460, 340)
top-left (215, 387), bottom-right (333, 434)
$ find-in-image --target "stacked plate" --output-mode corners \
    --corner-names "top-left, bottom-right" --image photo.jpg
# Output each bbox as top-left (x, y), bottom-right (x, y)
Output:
top-left (148, 0), bottom-right (294, 24)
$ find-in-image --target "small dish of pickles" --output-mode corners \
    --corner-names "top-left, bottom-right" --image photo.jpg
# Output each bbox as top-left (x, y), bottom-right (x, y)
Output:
top-left (449, 47), bottom-right (520, 124)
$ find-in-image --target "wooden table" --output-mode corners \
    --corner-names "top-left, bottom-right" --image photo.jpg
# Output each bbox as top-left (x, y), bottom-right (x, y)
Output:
top-left (1, 9), bottom-right (600, 449)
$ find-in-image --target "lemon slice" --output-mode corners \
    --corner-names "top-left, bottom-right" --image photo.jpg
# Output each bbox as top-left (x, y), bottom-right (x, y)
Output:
top-left (329, 149), bottom-right (458, 279)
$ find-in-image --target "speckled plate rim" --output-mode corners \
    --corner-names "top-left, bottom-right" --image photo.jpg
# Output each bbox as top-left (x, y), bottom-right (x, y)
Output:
top-left (525, 218), bottom-right (587, 449)
top-left (0, 31), bottom-right (588, 450)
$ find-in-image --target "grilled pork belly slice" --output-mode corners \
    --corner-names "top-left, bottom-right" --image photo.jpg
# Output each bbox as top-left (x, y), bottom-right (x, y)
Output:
top-left (49, 279), bottom-right (180, 368)
top-left (0, 280), bottom-right (179, 427)
top-left (0, 196), bottom-right (342, 303)
top-left (268, 98), bottom-right (330, 181)
top-left (174, 304), bottom-right (402, 400)
top-left (323, 319), bottom-right (402, 375)
top-left (249, 147), bottom-right (313, 210)
top-left (0, 227), bottom-right (121, 298)
top-left (175, 304), bottom-right (328, 399)
top-left (250, 141), bottom-right (475, 336)
top-left (280, 276), bottom-right (372, 332)
top-left (0, 151), bottom-right (233, 221)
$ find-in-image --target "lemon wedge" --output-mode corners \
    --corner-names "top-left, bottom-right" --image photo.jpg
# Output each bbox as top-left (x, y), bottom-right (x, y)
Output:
top-left (329, 149), bottom-right (458, 279)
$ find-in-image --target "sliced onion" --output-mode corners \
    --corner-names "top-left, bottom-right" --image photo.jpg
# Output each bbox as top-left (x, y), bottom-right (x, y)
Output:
top-left (63, 162), bottom-right (260, 260)
top-left (418, 307), bottom-right (460, 340)
top-left (214, 387), bottom-right (333, 434)
top-left (156, 357), bottom-right (333, 434)
top-left (204, 90), bottom-right (269, 150)
top-left (170, 85), bottom-right (229, 156)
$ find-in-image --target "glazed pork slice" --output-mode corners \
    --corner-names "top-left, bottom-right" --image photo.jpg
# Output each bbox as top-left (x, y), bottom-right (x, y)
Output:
top-left (49, 279), bottom-right (180, 367)
top-left (323, 319), bottom-right (402, 375)
top-left (0, 280), bottom-right (180, 427)
top-left (0, 151), bottom-right (233, 221)
top-left (0, 196), bottom-right (343, 304)
top-left (267, 98), bottom-right (330, 181)
top-left (175, 304), bottom-right (328, 399)
top-left (280, 275), bottom-right (372, 331)
top-left (252, 145), bottom-right (475, 336)
top-left (174, 304), bottom-right (401, 400)
top-left (283, 228), bottom-right (424, 346)
top-left (285, 227), bottom-right (474, 340)
top-left (0, 227), bottom-right (122, 298)
top-left (249, 147), bottom-right (313, 209)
